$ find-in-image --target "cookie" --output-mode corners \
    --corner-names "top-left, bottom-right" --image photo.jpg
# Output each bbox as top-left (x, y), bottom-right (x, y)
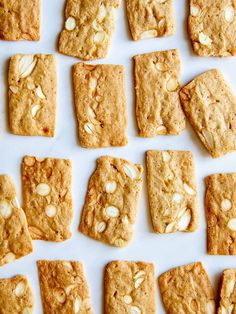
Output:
top-left (8, 54), bottom-right (57, 137)
top-left (58, 0), bottom-right (121, 60)
top-left (73, 63), bottom-right (127, 148)
top-left (218, 269), bottom-right (236, 314)
top-left (22, 156), bottom-right (73, 242)
top-left (126, 0), bottom-right (174, 40)
top-left (37, 260), bottom-right (93, 314)
top-left (146, 150), bottom-right (199, 234)
top-left (205, 173), bottom-right (236, 255)
top-left (79, 156), bottom-right (143, 247)
top-left (0, 0), bottom-right (40, 41)
top-left (180, 69), bottom-right (236, 158)
top-left (134, 49), bottom-right (185, 137)
top-left (104, 261), bottom-right (156, 314)
top-left (158, 262), bottom-right (215, 314)
top-left (0, 275), bottom-right (34, 314)
top-left (188, 0), bottom-right (236, 56)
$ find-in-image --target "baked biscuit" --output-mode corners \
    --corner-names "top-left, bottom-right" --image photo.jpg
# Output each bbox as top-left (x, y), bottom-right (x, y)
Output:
top-left (218, 269), bottom-right (236, 314)
top-left (79, 156), bottom-right (143, 247)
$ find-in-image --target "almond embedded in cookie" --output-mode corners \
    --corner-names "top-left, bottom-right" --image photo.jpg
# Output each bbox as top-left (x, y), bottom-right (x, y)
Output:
top-left (218, 269), bottom-right (236, 313)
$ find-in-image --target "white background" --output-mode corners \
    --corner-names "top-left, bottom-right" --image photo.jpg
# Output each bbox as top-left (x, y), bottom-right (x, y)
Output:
top-left (0, 0), bottom-right (236, 313)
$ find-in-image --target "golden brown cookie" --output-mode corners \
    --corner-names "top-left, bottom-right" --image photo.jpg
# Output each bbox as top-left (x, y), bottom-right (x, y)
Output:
top-left (218, 269), bottom-right (236, 314)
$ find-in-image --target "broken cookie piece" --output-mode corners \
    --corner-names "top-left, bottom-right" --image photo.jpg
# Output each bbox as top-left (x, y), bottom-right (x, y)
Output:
top-left (22, 156), bottom-right (73, 242)
top-left (79, 156), bottom-right (143, 247)
top-left (218, 269), bottom-right (236, 314)
top-left (126, 0), bottom-right (174, 40)
top-left (58, 0), bottom-right (121, 60)
top-left (104, 261), bottom-right (156, 314)
top-left (73, 63), bottom-right (127, 148)
top-left (8, 54), bottom-right (57, 137)
top-left (37, 260), bottom-right (93, 314)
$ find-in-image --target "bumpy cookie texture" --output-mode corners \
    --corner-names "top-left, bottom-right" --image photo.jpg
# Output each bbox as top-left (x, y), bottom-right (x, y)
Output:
top-left (134, 49), bottom-right (185, 137)
top-left (9, 54), bottom-right (57, 137)
top-left (73, 63), bottom-right (127, 148)
top-left (188, 0), bottom-right (236, 56)
top-left (22, 156), bottom-right (73, 242)
top-left (218, 269), bottom-right (236, 314)
top-left (38, 260), bottom-right (93, 314)
top-left (0, 175), bottom-right (33, 266)
top-left (105, 261), bottom-right (156, 314)
top-left (205, 173), bottom-right (236, 255)
top-left (146, 151), bottom-right (199, 234)
top-left (126, 0), bottom-right (174, 40)
top-left (0, 0), bottom-right (40, 41)
top-left (0, 275), bottom-right (34, 314)
top-left (180, 69), bottom-right (236, 158)
top-left (59, 0), bottom-right (121, 60)
top-left (79, 156), bottom-right (143, 247)
top-left (159, 262), bottom-right (216, 314)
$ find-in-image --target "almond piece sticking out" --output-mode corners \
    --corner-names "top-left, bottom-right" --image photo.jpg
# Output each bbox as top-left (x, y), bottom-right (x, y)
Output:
top-left (65, 17), bottom-right (76, 31)
top-left (94, 31), bottom-right (105, 44)
top-left (74, 297), bottom-right (81, 313)
top-left (177, 209), bottom-right (191, 231)
top-left (206, 300), bottom-right (216, 314)
top-left (221, 199), bottom-right (232, 211)
top-left (84, 123), bottom-right (94, 134)
top-left (225, 6), bottom-right (234, 22)
top-left (15, 282), bottom-right (25, 297)
top-left (124, 295), bottom-right (132, 304)
top-left (199, 32), bottom-right (212, 46)
top-left (97, 221), bottom-right (106, 233)
top-left (166, 78), bottom-right (178, 92)
top-left (123, 164), bottom-right (138, 179)
top-left (11, 197), bottom-right (20, 208)
top-left (156, 62), bottom-right (167, 72)
top-left (45, 204), bottom-right (57, 217)
top-left (9, 86), bottom-right (19, 94)
top-left (105, 181), bottom-right (117, 193)
top-left (165, 222), bottom-right (175, 233)
top-left (54, 288), bottom-right (66, 303)
top-left (35, 85), bottom-right (46, 99)
top-left (0, 201), bottom-right (12, 219)
top-left (36, 183), bottom-right (51, 196)
top-left (105, 206), bottom-right (119, 218)
top-left (190, 5), bottom-right (200, 16)
top-left (134, 277), bottom-right (144, 289)
top-left (130, 306), bottom-right (141, 314)
top-left (183, 183), bottom-right (196, 195)
top-left (162, 151), bottom-right (171, 162)
top-left (19, 55), bottom-right (37, 79)
top-left (228, 218), bottom-right (236, 231)
top-left (3, 252), bottom-right (15, 263)
top-left (172, 193), bottom-right (183, 203)
top-left (140, 29), bottom-right (157, 39)
top-left (98, 4), bottom-right (107, 21)
top-left (31, 104), bottom-right (41, 118)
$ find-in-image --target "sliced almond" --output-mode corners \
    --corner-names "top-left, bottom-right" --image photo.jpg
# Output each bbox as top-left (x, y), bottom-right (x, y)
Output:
top-left (11, 197), bottom-right (20, 209)
top-left (0, 200), bottom-right (12, 219)
top-left (31, 104), bottom-right (41, 118)
top-left (96, 221), bottom-right (106, 233)
top-left (122, 215), bottom-right (129, 225)
top-left (27, 82), bottom-right (35, 90)
top-left (206, 300), bottom-right (216, 314)
top-left (105, 206), bottom-right (119, 218)
top-left (221, 199), bottom-right (232, 211)
top-left (158, 18), bottom-right (165, 28)
top-left (157, 125), bottom-right (167, 133)
top-left (35, 85), bottom-right (46, 99)
top-left (228, 218), bottom-right (236, 231)
top-left (134, 271), bottom-right (145, 279)
top-left (24, 156), bottom-right (35, 166)
top-left (54, 288), bottom-right (66, 303)
top-left (183, 183), bottom-right (196, 196)
top-left (94, 31), bottom-right (105, 44)
top-left (165, 222), bottom-right (175, 233)
top-left (9, 86), bottom-right (19, 94)
top-left (63, 261), bottom-right (73, 270)
top-left (201, 129), bottom-right (214, 150)
top-left (15, 281), bottom-right (25, 297)
top-left (172, 193), bottom-right (183, 203)
top-left (88, 107), bottom-right (96, 119)
top-left (98, 4), bottom-right (107, 21)
top-left (130, 306), bottom-right (141, 314)
top-left (177, 209), bottom-right (191, 231)
top-left (74, 297), bottom-right (81, 313)
top-left (140, 29), bottom-right (157, 39)
top-left (84, 123), bottom-right (94, 134)
top-left (123, 164), bottom-right (138, 179)
top-left (45, 204), bottom-right (57, 217)
top-left (3, 252), bottom-right (15, 263)
top-left (92, 20), bottom-right (103, 31)
top-left (105, 181), bottom-right (117, 193)
top-left (36, 183), bottom-right (51, 196)
top-left (226, 279), bottom-right (235, 296)
top-left (124, 295), bottom-right (132, 304)
top-left (65, 284), bottom-right (77, 295)
top-left (199, 32), bottom-right (212, 46)
top-left (18, 55), bottom-right (37, 79)
top-left (134, 277), bottom-right (144, 289)
top-left (156, 62), bottom-right (167, 72)
top-left (163, 209), bottom-right (170, 216)
top-left (220, 305), bottom-right (233, 314)
top-left (65, 16), bottom-right (76, 31)
top-left (89, 77), bottom-right (97, 92)
top-left (166, 78), bottom-right (178, 92)
top-left (114, 238), bottom-right (125, 247)
top-left (190, 5), bottom-right (200, 16)
top-left (162, 151), bottom-right (171, 162)
top-left (225, 6), bottom-right (234, 22)
top-left (95, 95), bottom-right (103, 102)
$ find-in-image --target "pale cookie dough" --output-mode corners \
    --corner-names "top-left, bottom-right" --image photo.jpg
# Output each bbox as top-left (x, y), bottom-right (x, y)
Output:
top-left (126, 0), bottom-right (174, 40)
top-left (218, 269), bottom-right (236, 314)
top-left (0, 0), bottom-right (40, 41)
top-left (180, 69), bottom-right (236, 158)
top-left (37, 260), bottom-right (93, 314)
top-left (0, 275), bottom-right (34, 314)
top-left (9, 54), bottom-right (57, 137)
top-left (0, 175), bottom-right (33, 266)
top-left (104, 261), bottom-right (156, 314)
top-left (79, 156), bottom-right (143, 247)
top-left (205, 173), bottom-right (236, 255)
top-left (22, 156), bottom-right (73, 242)
top-left (158, 262), bottom-right (216, 314)
top-left (58, 0), bottom-right (121, 60)
top-left (188, 0), bottom-right (236, 56)
top-left (146, 150), bottom-right (199, 234)
top-left (73, 63), bottom-right (127, 148)
top-left (134, 49), bottom-right (185, 137)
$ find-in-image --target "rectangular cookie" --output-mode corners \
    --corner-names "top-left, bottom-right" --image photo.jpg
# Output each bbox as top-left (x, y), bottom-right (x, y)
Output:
top-left (22, 156), bottom-right (73, 242)
top-left (0, 0), bottom-right (40, 41)
top-left (126, 0), bottom-right (174, 40)
top-left (73, 63), bottom-right (127, 148)
top-left (205, 173), bottom-right (236, 255)
top-left (134, 49), bottom-right (185, 137)
top-left (180, 69), bottom-right (236, 158)
top-left (188, 0), bottom-right (236, 56)
top-left (37, 260), bottom-right (93, 314)
top-left (8, 54), bottom-right (57, 137)
top-left (146, 150), bottom-right (199, 234)
top-left (58, 0), bottom-right (121, 60)
top-left (0, 275), bottom-right (34, 314)
top-left (0, 175), bottom-right (33, 266)
top-left (79, 156), bottom-right (143, 247)
top-left (104, 261), bottom-right (156, 314)
top-left (218, 269), bottom-right (236, 314)
top-left (158, 262), bottom-right (215, 314)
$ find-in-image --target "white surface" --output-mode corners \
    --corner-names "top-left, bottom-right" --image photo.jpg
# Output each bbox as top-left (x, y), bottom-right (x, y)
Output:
top-left (0, 0), bottom-right (236, 313)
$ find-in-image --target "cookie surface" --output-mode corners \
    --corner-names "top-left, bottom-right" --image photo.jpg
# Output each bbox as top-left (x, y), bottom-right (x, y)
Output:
top-left (180, 69), bottom-right (236, 158)
top-left (188, 0), bottom-right (236, 56)
top-left (79, 156), bottom-right (143, 247)
top-left (0, 175), bottom-right (33, 266)
top-left (73, 63), bottom-right (127, 148)
top-left (158, 262), bottom-right (215, 314)
top-left (205, 173), bottom-right (236, 255)
top-left (37, 260), bottom-right (93, 314)
top-left (134, 49), bottom-right (185, 137)
top-left (126, 0), bottom-right (174, 40)
top-left (0, 275), bottom-right (34, 314)
top-left (58, 0), bottom-right (121, 60)
top-left (146, 150), bottom-right (199, 234)
top-left (104, 261), bottom-right (156, 314)
top-left (9, 54), bottom-right (57, 137)
top-left (218, 269), bottom-right (236, 313)
top-left (22, 156), bottom-right (73, 242)
top-left (0, 0), bottom-right (40, 41)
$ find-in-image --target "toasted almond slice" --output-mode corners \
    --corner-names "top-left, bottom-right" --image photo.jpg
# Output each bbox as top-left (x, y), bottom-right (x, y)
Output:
top-left (183, 183), bottom-right (196, 196)
top-left (157, 125), bottom-right (167, 133)
top-left (92, 20), bottom-right (103, 31)
top-left (158, 18), bottom-right (165, 28)
top-left (221, 199), bottom-right (232, 211)
top-left (9, 85), bottom-right (19, 94)
top-left (27, 82), bottom-right (35, 90)
top-left (54, 288), bottom-right (66, 303)
top-left (163, 209), bottom-right (170, 216)
top-left (65, 16), bottom-right (76, 31)
top-left (172, 193), bottom-right (183, 203)
top-left (226, 278), bottom-right (235, 296)
top-left (35, 85), bottom-right (46, 99)
top-left (124, 295), bottom-right (132, 304)
top-left (98, 4), bottom-right (107, 21)
top-left (134, 270), bottom-right (145, 279)
top-left (130, 306), bottom-right (141, 314)
top-left (94, 31), bottom-right (105, 44)
top-left (228, 218), bottom-right (236, 231)
top-left (31, 104), bottom-right (41, 118)
top-left (166, 78), bottom-right (178, 92)
top-left (140, 29), bottom-right (157, 39)
top-left (190, 5), bottom-right (200, 16)
top-left (178, 209), bottom-right (191, 231)
top-left (24, 156), bottom-right (35, 166)
top-left (36, 183), bottom-right (51, 196)
top-left (156, 62), bottom-right (167, 72)
top-left (105, 206), bottom-right (119, 218)
top-left (206, 300), bottom-right (216, 314)
top-left (165, 222), bottom-right (175, 233)
top-left (202, 129), bottom-right (214, 149)
top-left (88, 107), bottom-right (96, 119)
top-left (74, 297), bottom-right (81, 313)
top-left (122, 215), bottom-right (129, 225)
top-left (65, 284), bottom-right (77, 295)
top-left (199, 32), bottom-right (212, 46)
top-left (89, 77), bottom-right (97, 92)
top-left (19, 55), bottom-right (37, 79)
top-left (105, 181), bottom-right (117, 193)
top-left (225, 6), bottom-right (234, 22)
top-left (11, 197), bottom-right (20, 208)
top-left (45, 204), bottom-right (57, 217)
top-left (134, 277), bottom-right (144, 289)
top-left (123, 164), bottom-right (138, 179)
top-left (15, 281), bottom-right (25, 297)
top-left (3, 252), bottom-right (15, 263)
top-left (63, 261), bottom-right (73, 270)
top-left (97, 221), bottom-right (106, 233)
top-left (84, 123), bottom-right (94, 134)
top-left (162, 151), bottom-right (171, 162)
top-left (0, 200), bottom-right (12, 219)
